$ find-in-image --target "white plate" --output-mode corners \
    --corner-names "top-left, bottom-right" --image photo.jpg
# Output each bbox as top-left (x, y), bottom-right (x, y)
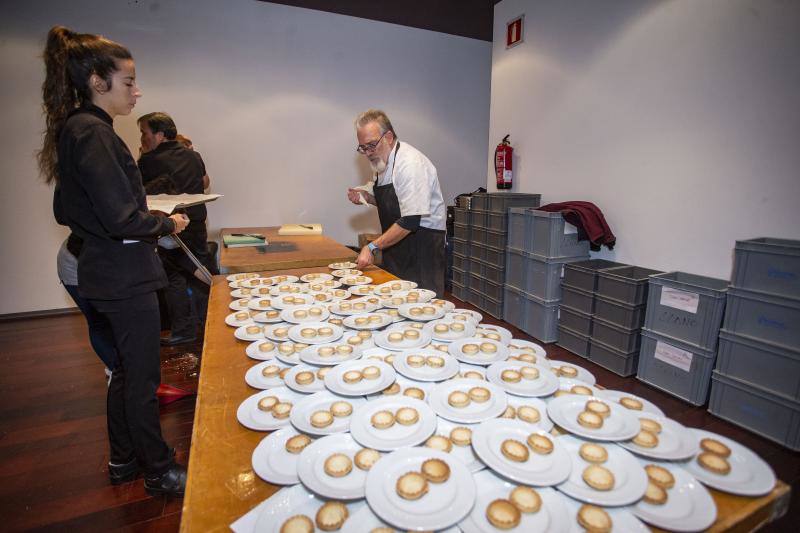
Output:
top-left (375, 308), bottom-right (405, 324)
top-left (457, 362), bottom-right (488, 380)
top-left (290, 391), bottom-right (368, 436)
top-left (274, 342), bottom-right (305, 365)
top-left (450, 309), bottom-right (483, 323)
top-left (323, 288), bottom-right (351, 301)
top-left (472, 418), bottom-right (571, 486)
top-left (683, 428), bottom-right (776, 496)
top-left (374, 327), bottom-right (432, 351)
top-left (329, 300), bottom-right (380, 316)
top-left (361, 347), bottom-right (398, 363)
top-left (560, 492), bottom-right (649, 532)
top-left (553, 377), bottom-right (602, 398)
top-left (253, 484), bottom-right (365, 533)
top-left (547, 395), bottom-right (640, 441)
top-left (251, 426), bottom-right (307, 485)
top-left (349, 395), bottom-right (437, 451)
top-left (245, 339), bottom-right (280, 361)
top-left (618, 414), bottom-right (698, 460)
top-left (284, 364), bottom-right (327, 394)
top-left (475, 324), bottom-right (513, 345)
top-left (429, 298), bottom-right (456, 313)
top-left (548, 360), bottom-right (596, 385)
top-left (631, 457), bottom-right (717, 532)
top-left (341, 504), bottom-right (445, 533)
top-left (373, 279), bottom-right (418, 295)
top-left (299, 272), bottom-right (334, 283)
top-left (304, 278), bottom-right (343, 291)
top-left (339, 330), bottom-right (377, 350)
top-left (460, 470), bottom-right (569, 533)
top-left (365, 447), bottom-right (476, 531)
top-left (342, 312), bottom-right (393, 330)
top-left (251, 310), bottom-right (284, 324)
top-left (296, 433), bottom-right (369, 500)
top-left (331, 268), bottom-right (362, 278)
top-left (234, 324), bottom-right (266, 342)
top-left (229, 298), bottom-right (252, 311)
top-left (341, 275), bottom-right (373, 286)
top-left (347, 284), bottom-right (378, 297)
top-left (269, 282), bottom-right (309, 296)
top-left (505, 395), bottom-right (554, 432)
top-left (236, 387), bottom-right (306, 431)
top-left (594, 389), bottom-right (666, 417)
top-left (244, 360), bottom-right (292, 389)
top-left (279, 304), bottom-right (330, 324)
top-left (225, 311), bottom-right (255, 327)
top-left (431, 418), bottom-right (485, 473)
top-left (269, 292), bottom-right (315, 309)
top-left (263, 322), bottom-right (294, 343)
top-left (556, 434), bottom-right (648, 507)
top-left (429, 378), bottom-right (508, 423)
top-left (265, 274), bottom-right (300, 285)
top-left (226, 272), bottom-right (260, 282)
top-left (328, 262), bottom-right (357, 270)
top-left (247, 297), bottom-right (277, 312)
top-left (239, 277), bottom-right (275, 288)
top-left (393, 349), bottom-right (460, 382)
top-left (365, 375), bottom-right (435, 401)
top-left (507, 338), bottom-right (548, 358)
top-left (424, 319), bottom-right (477, 342)
top-left (324, 360), bottom-right (396, 396)
top-left (448, 337), bottom-right (509, 366)
top-left (398, 303), bottom-right (447, 322)
top-left (487, 361), bottom-right (559, 398)
top-left (229, 288), bottom-right (255, 299)
top-left (288, 322), bottom-right (344, 345)
top-left (299, 342), bottom-right (362, 366)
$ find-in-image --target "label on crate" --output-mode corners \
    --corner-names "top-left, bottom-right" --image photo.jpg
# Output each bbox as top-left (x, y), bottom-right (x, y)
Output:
top-left (659, 287), bottom-right (699, 314)
top-left (654, 340), bottom-right (693, 372)
top-left (564, 222), bottom-right (578, 235)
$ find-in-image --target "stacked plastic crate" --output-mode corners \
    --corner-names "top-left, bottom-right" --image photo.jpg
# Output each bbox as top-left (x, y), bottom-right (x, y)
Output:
top-left (708, 238), bottom-right (800, 450)
top-left (504, 210), bottom-right (589, 342)
top-left (636, 272), bottom-right (728, 401)
top-left (449, 206), bottom-right (471, 302)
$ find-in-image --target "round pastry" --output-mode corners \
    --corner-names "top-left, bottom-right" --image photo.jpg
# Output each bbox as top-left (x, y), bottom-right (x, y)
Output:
top-left (361, 366), bottom-right (381, 380)
top-left (396, 471), bottom-right (429, 500)
top-left (371, 410), bottom-right (395, 429)
top-left (633, 429), bottom-right (659, 448)
top-left (245, 325), bottom-right (262, 335)
top-left (449, 426), bottom-right (472, 447)
top-left (340, 303), bottom-right (352, 311)
top-left (347, 336), bottom-right (363, 346)
top-left (500, 406), bottom-right (516, 419)
top-left (315, 501), bottom-right (349, 531)
top-left (258, 299), bottom-right (271, 308)
top-left (382, 382), bottom-right (401, 395)
top-left (294, 371), bottom-right (315, 386)
top-left (643, 480), bottom-right (668, 505)
top-left (293, 343), bottom-right (308, 353)
top-left (395, 407), bottom-right (419, 426)
top-left (501, 439), bottom-right (530, 462)
top-left (354, 448), bottom-right (381, 471)
top-left (510, 486), bottom-right (542, 514)
top-left (579, 443), bottom-right (609, 464)
top-left (316, 367), bottom-right (330, 379)
top-left (486, 333), bottom-right (502, 342)
top-left (461, 343), bottom-right (479, 355)
top-left (577, 410), bottom-right (604, 429)
top-left (317, 346), bottom-right (335, 357)
top-left (577, 504), bottom-right (612, 533)
top-left (279, 368), bottom-right (291, 379)
top-left (353, 302), bottom-right (366, 311)
top-left (257, 396), bottom-right (279, 411)
top-left (425, 355), bottom-right (445, 368)
top-left (639, 418), bottom-right (662, 434)
top-left (571, 385), bottom-right (593, 396)
top-left (501, 369), bottom-right (522, 383)
top-left (479, 342), bottom-right (497, 354)
top-left (342, 370), bottom-right (363, 384)
top-left (368, 315), bottom-right (383, 324)
top-left (448, 390), bottom-right (471, 408)
top-left (357, 330), bottom-right (372, 339)
top-left (407, 355), bottom-right (425, 368)
top-left (387, 332), bottom-right (404, 343)
top-left (403, 329), bottom-right (420, 340)
top-left (330, 401), bottom-right (353, 418)
top-left (697, 452), bottom-right (731, 475)
top-left (266, 310), bottom-right (280, 319)
top-left (328, 317), bottom-right (343, 326)
top-left (271, 402), bottom-right (293, 419)
top-left (619, 396), bottom-right (644, 410)
top-left (403, 387), bottom-right (425, 400)
top-left (520, 366), bottom-right (540, 380)
top-left (516, 353), bottom-right (536, 363)
top-left (645, 464), bottom-right (676, 489)
top-left (409, 307), bottom-right (423, 317)
top-left (258, 341), bottom-right (276, 353)
top-left (425, 435), bottom-right (453, 453)
top-left (527, 433), bottom-right (554, 455)
top-left (582, 465), bottom-right (615, 491)
top-left (293, 309), bottom-right (308, 320)
top-left (433, 323), bottom-right (449, 334)
top-left (553, 390), bottom-right (569, 399)
top-left (310, 410), bottom-right (334, 428)
top-left (317, 327), bottom-right (333, 336)
top-left (235, 311), bottom-right (249, 321)
top-left (433, 344), bottom-right (449, 353)
top-left (468, 386), bottom-right (491, 403)
top-left (261, 365), bottom-right (280, 378)
top-left (308, 307), bottom-right (323, 317)
top-left (517, 406), bottom-right (541, 424)
top-left (486, 499), bottom-right (521, 530)
top-left (280, 514), bottom-right (314, 533)
top-left (299, 328), bottom-right (316, 339)
top-left (323, 453), bottom-right (353, 478)
top-left (700, 438), bottom-right (732, 458)
top-left (335, 345), bottom-right (353, 356)
top-left (450, 322), bottom-right (465, 332)
top-left (421, 458), bottom-right (450, 483)
top-left (559, 366), bottom-right (579, 378)
top-left (463, 370), bottom-right (484, 380)
top-left (391, 297), bottom-right (404, 306)
top-left (285, 434), bottom-right (313, 454)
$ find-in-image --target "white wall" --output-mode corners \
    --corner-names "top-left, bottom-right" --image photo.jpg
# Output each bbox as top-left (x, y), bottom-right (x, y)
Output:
top-left (489, 0), bottom-right (800, 279)
top-left (0, 0), bottom-right (491, 314)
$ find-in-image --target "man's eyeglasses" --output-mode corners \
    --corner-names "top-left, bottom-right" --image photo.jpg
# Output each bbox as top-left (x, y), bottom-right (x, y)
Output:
top-left (356, 130), bottom-right (389, 154)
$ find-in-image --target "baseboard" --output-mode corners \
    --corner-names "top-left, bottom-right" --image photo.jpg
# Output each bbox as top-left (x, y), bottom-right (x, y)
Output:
top-left (0, 307), bottom-right (80, 322)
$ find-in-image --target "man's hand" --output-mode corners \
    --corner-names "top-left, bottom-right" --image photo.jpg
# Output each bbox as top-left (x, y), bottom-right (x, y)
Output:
top-left (169, 213), bottom-right (189, 234)
top-left (356, 245), bottom-right (375, 269)
top-left (347, 188), bottom-right (374, 206)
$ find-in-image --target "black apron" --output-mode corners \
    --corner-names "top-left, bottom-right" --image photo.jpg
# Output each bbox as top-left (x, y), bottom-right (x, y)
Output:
top-left (373, 142), bottom-right (446, 297)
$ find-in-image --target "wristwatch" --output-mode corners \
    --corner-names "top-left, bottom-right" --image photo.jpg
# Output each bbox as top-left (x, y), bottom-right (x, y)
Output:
top-left (367, 242), bottom-right (379, 254)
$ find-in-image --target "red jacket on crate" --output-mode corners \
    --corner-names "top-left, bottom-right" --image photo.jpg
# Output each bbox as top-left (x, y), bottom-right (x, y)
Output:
top-left (537, 201), bottom-right (616, 251)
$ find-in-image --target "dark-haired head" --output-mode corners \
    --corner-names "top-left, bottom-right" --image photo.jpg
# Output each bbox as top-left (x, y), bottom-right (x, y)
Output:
top-left (138, 112), bottom-right (178, 140)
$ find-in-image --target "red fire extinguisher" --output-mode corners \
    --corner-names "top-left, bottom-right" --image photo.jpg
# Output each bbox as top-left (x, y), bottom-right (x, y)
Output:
top-left (495, 134), bottom-right (513, 190)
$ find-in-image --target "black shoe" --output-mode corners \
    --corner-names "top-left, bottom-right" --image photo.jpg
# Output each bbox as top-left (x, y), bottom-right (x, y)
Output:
top-left (144, 463), bottom-right (187, 496)
top-left (160, 334), bottom-right (197, 346)
top-left (109, 457), bottom-right (140, 485)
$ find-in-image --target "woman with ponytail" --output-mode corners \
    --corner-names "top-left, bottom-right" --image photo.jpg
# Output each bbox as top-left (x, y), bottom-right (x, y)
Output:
top-left (39, 26), bottom-right (189, 496)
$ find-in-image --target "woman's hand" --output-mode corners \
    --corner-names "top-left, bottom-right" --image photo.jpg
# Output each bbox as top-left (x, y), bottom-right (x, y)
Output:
top-left (169, 214), bottom-right (189, 234)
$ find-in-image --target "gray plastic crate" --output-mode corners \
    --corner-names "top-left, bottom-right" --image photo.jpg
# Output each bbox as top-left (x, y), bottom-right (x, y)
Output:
top-left (505, 248), bottom-right (588, 300)
top-left (484, 278), bottom-right (504, 301)
top-left (505, 248), bottom-right (527, 291)
top-left (453, 208), bottom-right (468, 225)
top-left (469, 193), bottom-right (489, 210)
top-left (529, 210), bottom-right (591, 258)
top-left (557, 325), bottom-right (590, 358)
top-left (472, 260), bottom-right (505, 284)
top-left (478, 292), bottom-right (504, 319)
top-left (520, 292), bottom-right (560, 343)
top-left (486, 228), bottom-right (508, 249)
top-left (561, 283), bottom-right (596, 315)
top-left (452, 237), bottom-right (469, 256)
top-left (472, 226), bottom-right (487, 245)
top-left (589, 338), bottom-right (640, 377)
top-left (715, 329), bottom-right (800, 400)
top-left (503, 286), bottom-right (526, 329)
top-left (564, 260), bottom-right (629, 292)
top-left (508, 208), bottom-right (528, 251)
top-left (452, 251), bottom-right (469, 271)
top-left (637, 328), bottom-right (717, 406)
top-left (469, 209), bottom-right (488, 227)
top-left (594, 294), bottom-right (647, 330)
top-left (592, 316), bottom-right (641, 353)
top-left (466, 287), bottom-right (482, 307)
top-left (450, 266), bottom-right (467, 286)
top-left (709, 371), bottom-right (800, 451)
top-left (453, 223), bottom-right (470, 240)
top-left (468, 271), bottom-right (485, 294)
top-left (597, 266), bottom-right (664, 306)
top-left (644, 272), bottom-right (728, 350)
top-left (723, 286), bottom-right (800, 350)
top-left (483, 244), bottom-right (506, 268)
top-left (486, 212), bottom-right (507, 232)
top-left (732, 237), bottom-right (800, 299)
top-left (558, 305), bottom-right (593, 336)
top-left (451, 280), bottom-right (468, 301)
top-left (486, 192), bottom-right (541, 213)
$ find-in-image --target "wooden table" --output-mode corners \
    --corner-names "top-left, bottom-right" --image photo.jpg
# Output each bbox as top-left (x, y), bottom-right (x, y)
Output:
top-left (181, 267), bottom-right (790, 532)
top-left (218, 227), bottom-right (357, 274)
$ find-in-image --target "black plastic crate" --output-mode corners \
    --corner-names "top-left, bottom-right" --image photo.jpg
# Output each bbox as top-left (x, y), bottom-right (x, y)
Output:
top-left (450, 280), bottom-right (468, 301)
top-left (453, 207), bottom-right (469, 225)
top-left (450, 266), bottom-right (467, 286)
top-left (451, 237), bottom-right (469, 256)
top-left (452, 251), bottom-right (469, 271)
top-left (453, 222), bottom-right (470, 240)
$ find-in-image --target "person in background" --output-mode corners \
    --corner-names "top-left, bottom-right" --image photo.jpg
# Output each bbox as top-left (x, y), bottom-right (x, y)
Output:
top-left (40, 25), bottom-right (189, 496)
top-left (138, 112), bottom-right (215, 345)
top-left (347, 109), bottom-right (447, 296)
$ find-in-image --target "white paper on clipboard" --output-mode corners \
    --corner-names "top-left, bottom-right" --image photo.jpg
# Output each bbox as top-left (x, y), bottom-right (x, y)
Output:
top-left (146, 193), bottom-right (222, 214)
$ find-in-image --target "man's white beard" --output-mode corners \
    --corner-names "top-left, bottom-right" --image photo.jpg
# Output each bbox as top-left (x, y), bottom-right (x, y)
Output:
top-left (369, 157), bottom-right (387, 174)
